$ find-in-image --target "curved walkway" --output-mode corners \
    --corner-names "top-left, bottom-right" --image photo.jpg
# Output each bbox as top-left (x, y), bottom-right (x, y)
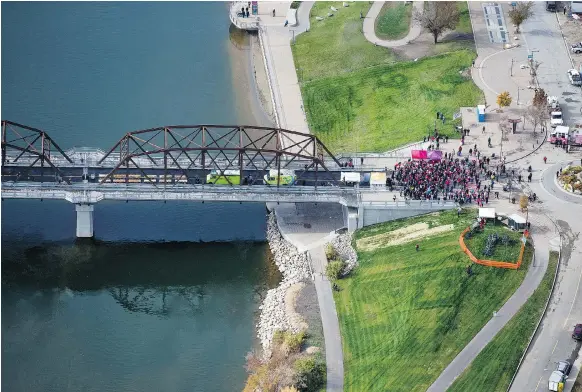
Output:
top-left (363, 1), bottom-right (424, 47)
top-left (427, 215), bottom-right (553, 391)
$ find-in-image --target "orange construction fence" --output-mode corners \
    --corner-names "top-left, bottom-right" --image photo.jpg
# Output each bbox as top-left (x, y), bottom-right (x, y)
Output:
top-left (459, 227), bottom-right (528, 270)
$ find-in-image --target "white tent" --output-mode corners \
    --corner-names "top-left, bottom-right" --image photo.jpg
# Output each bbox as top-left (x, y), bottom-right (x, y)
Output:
top-left (479, 208), bottom-right (496, 219)
top-left (341, 172), bottom-right (360, 183)
top-left (508, 214), bottom-right (526, 224)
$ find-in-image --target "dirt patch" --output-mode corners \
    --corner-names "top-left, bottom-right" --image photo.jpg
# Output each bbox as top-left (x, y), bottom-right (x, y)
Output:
top-left (285, 282), bottom-right (309, 332)
top-left (356, 222), bottom-right (455, 251)
top-left (557, 12), bottom-right (582, 50)
top-left (295, 281), bottom-right (325, 352)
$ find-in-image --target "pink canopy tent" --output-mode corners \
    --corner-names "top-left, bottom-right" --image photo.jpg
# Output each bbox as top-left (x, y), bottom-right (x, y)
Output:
top-left (411, 150), bottom-right (442, 161)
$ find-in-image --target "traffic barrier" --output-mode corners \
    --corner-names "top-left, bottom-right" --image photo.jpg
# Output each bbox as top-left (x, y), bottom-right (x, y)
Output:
top-left (459, 227), bottom-right (527, 269)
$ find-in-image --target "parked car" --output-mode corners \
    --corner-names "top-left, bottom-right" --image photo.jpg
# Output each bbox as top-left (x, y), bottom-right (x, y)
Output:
top-left (549, 370), bottom-right (566, 391)
top-left (567, 69), bottom-right (582, 86)
top-left (572, 42), bottom-right (582, 54)
top-left (546, 1), bottom-right (557, 11)
top-left (572, 323), bottom-right (582, 340)
top-left (557, 360), bottom-right (572, 376)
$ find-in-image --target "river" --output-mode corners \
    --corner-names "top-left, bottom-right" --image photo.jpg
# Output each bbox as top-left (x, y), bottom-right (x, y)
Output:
top-left (1, 2), bottom-right (277, 391)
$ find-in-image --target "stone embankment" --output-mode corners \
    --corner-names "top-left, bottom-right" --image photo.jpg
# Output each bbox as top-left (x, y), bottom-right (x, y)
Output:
top-left (330, 232), bottom-right (358, 275)
top-left (257, 213), bottom-right (311, 356)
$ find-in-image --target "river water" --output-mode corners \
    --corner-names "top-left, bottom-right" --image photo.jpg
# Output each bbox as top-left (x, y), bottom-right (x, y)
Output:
top-left (1, 2), bottom-right (277, 391)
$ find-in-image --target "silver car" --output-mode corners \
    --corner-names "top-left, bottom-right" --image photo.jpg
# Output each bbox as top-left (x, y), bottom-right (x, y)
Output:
top-left (567, 69), bottom-right (582, 86)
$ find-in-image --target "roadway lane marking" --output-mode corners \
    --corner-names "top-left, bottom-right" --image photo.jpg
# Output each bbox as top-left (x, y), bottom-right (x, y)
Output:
top-left (535, 375), bottom-right (543, 391)
top-left (478, 49), bottom-right (506, 96)
top-left (564, 255), bottom-right (582, 329)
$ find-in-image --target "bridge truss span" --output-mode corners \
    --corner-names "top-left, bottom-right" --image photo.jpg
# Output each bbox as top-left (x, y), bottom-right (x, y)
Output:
top-left (1, 120), bottom-right (73, 183)
top-left (99, 125), bottom-right (342, 186)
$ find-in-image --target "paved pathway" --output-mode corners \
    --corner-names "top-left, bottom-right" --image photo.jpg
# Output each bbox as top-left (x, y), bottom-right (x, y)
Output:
top-left (427, 210), bottom-right (554, 391)
top-left (310, 246), bottom-right (344, 392)
top-left (363, 1), bottom-right (424, 47)
top-left (257, 2), bottom-right (309, 137)
top-left (271, 202), bottom-right (345, 391)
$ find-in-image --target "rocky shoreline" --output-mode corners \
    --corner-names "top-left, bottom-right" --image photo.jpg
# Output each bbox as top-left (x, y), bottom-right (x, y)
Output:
top-left (257, 213), bottom-right (312, 356)
top-left (257, 213), bottom-right (360, 358)
top-left (330, 231), bottom-right (358, 275)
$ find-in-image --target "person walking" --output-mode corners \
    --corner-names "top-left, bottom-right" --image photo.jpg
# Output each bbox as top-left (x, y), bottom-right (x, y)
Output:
top-left (415, 244), bottom-right (420, 252)
top-left (556, 170), bottom-right (560, 178)
top-left (564, 5), bottom-right (567, 14)
top-left (482, 125), bottom-right (486, 134)
top-left (472, 59), bottom-right (475, 67)
top-left (543, 156), bottom-right (547, 164)
top-left (488, 137), bottom-right (492, 147)
top-left (528, 172), bottom-right (532, 182)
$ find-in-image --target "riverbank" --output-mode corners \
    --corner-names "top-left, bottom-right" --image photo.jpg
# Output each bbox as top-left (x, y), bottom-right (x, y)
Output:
top-left (257, 213), bottom-right (311, 356)
top-left (227, 26), bottom-right (275, 127)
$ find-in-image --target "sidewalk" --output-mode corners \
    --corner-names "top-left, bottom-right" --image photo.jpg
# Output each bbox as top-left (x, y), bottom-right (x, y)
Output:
top-left (257, 2), bottom-right (310, 137)
top-left (427, 205), bottom-right (554, 391)
top-left (363, 1), bottom-right (424, 47)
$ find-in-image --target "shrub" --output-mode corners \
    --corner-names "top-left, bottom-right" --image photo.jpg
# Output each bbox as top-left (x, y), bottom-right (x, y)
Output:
top-left (290, 1), bottom-right (301, 9)
top-left (294, 357), bottom-right (326, 392)
top-left (325, 243), bottom-right (339, 261)
top-left (326, 260), bottom-right (346, 281)
top-left (273, 330), bottom-right (306, 355)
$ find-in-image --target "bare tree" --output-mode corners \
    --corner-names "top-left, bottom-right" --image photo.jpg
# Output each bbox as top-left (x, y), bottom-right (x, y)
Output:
top-left (525, 104), bottom-right (548, 133)
top-left (413, 2), bottom-right (461, 44)
top-left (508, 2), bottom-right (535, 33)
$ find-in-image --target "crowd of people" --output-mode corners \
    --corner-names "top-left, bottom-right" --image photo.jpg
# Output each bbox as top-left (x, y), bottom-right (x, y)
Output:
top-left (391, 154), bottom-right (502, 205)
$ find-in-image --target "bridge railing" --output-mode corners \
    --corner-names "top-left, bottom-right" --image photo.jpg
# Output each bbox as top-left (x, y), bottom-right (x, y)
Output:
top-left (360, 200), bottom-right (458, 209)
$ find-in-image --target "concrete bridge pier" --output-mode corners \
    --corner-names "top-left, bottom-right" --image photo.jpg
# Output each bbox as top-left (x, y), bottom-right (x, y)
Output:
top-left (343, 205), bottom-right (360, 232)
top-left (75, 204), bottom-right (94, 238)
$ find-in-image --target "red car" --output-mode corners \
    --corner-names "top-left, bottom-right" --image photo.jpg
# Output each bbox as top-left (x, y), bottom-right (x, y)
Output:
top-left (572, 324), bottom-right (582, 340)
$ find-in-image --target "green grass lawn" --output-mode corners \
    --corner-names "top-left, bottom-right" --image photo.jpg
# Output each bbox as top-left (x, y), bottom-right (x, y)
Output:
top-left (448, 251), bottom-right (559, 392)
top-left (464, 225), bottom-right (524, 263)
top-left (375, 2), bottom-right (412, 40)
top-left (292, 1), bottom-right (482, 153)
top-left (335, 209), bottom-right (533, 392)
top-left (292, 2), bottom-right (395, 82)
top-left (301, 51), bottom-right (482, 152)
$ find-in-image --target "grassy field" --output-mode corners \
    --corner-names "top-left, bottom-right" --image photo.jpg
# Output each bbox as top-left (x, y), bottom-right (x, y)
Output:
top-left (292, 2), bottom-right (481, 153)
top-left (335, 209), bottom-right (534, 392)
top-left (464, 225), bottom-right (524, 263)
top-left (302, 51), bottom-right (481, 152)
top-left (292, 2), bottom-right (395, 81)
top-left (375, 2), bottom-right (412, 40)
top-left (448, 251), bottom-right (559, 392)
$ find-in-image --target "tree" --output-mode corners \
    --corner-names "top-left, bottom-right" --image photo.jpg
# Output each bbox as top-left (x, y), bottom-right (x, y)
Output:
top-left (532, 88), bottom-right (548, 108)
top-left (519, 194), bottom-right (529, 212)
top-left (526, 104), bottom-right (549, 133)
top-left (497, 91), bottom-right (512, 109)
top-left (508, 2), bottom-right (534, 33)
top-left (413, 2), bottom-right (461, 44)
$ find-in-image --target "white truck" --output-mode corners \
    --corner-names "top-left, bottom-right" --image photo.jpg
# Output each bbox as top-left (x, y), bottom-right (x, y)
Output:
top-left (548, 370), bottom-right (566, 391)
top-left (548, 96), bottom-right (564, 127)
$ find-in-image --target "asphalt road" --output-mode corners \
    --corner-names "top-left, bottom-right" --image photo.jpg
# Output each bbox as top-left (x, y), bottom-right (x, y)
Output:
top-left (510, 162), bottom-right (582, 392)
top-left (519, 3), bottom-right (582, 127)
top-left (488, 4), bottom-right (582, 391)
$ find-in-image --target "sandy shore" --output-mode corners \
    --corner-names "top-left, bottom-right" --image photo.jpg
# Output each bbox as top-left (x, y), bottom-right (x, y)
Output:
top-left (227, 27), bottom-right (275, 128)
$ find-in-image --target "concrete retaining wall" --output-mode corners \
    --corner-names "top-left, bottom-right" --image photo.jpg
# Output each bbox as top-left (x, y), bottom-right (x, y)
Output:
top-left (359, 205), bottom-right (457, 228)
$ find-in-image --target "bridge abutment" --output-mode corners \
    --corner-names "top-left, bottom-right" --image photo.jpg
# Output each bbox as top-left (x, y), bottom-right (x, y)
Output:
top-left (75, 204), bottom-right (94, 238)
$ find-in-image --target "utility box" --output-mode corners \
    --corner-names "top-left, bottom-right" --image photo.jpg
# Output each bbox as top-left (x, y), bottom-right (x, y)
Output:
top-left (477, 105), bottom-right (486, 122)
